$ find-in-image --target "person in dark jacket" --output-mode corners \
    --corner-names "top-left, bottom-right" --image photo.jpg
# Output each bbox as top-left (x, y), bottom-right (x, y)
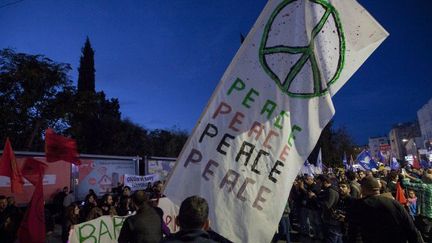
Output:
top-left (161, 196), bottom-right (217, 243)
top-left (347, 176), bottom-right (423, 243)
top-left (314, 175), bottom-right (341, 243)
top-left (118, 190), bottom-right (162, 243)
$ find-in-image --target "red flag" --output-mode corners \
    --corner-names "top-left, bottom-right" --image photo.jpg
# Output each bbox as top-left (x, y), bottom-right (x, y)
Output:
top-left (396, 182), bottom-right (408, 205)
top-left (21, 157), bottom-right (47, 185)
top-left (18, 158), bottom-right (46, 243)
top-left (45, 128), bottom-right (81, 165)
top-left (0, 138), bottom-right (24, 193)
top-left (413, 155), bottom-right (421, 169)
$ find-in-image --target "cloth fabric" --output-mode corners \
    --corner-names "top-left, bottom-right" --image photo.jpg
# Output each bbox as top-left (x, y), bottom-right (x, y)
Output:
top-left (402, 178), bottom-right (432, 219)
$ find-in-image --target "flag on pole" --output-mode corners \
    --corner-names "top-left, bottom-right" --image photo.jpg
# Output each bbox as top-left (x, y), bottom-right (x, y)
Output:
top-left (412, 155), bottom-right (421, 169)
top-left (357, 150), bottom-right (378, 170)
top-left (18, 158), bottom-right (47, 243)
top-left (164, 0), bottom-right (388, 241)
top-left (315, 149), bottom-right (323, 174)
top-left (390, 156), bottom-right (400, 170)
top-left (0, 138), bottom-right (24, 193)
top-left (342, 152), bottom-right (348, 169)
top-left (45, 128), bottom-right (80, 165)
top-left (395, 182), bottom-right (407, 205)
top-left (376, 150), bottom-right (385, 163)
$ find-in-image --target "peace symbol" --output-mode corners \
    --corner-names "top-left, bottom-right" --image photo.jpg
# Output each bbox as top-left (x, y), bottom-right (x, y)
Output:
top-left (259, 0), bottom-right (345, 98)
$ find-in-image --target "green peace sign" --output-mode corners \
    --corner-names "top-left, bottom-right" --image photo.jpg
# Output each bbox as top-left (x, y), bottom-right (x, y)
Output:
top-left (259, 0), bottom-right (345, 98)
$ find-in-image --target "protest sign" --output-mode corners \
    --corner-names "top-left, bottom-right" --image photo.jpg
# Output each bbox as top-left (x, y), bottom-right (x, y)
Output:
top-left (164, 0), bottom-right (388, 242)
top-left (155, 197), bottom-right (180, 233)
top-left (68, 215), bottom-right (128, 243)
top-left (124, 174), bottom-right (159, 191)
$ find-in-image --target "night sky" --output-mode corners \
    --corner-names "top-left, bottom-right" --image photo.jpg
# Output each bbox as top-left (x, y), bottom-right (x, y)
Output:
top-left (1, 0), bottom-right (431, 145)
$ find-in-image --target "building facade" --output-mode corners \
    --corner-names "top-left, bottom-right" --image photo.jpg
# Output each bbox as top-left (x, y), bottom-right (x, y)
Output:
top-left (368, 136), bottom-right (389, 157)
top-left (417, 97), bottom-right (432, 144)
top-left (389, 122), bottom-right (421, 160)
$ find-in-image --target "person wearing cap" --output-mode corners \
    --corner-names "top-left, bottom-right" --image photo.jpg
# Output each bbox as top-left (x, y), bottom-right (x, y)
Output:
top-left (347, 176), bottom-right (422, 243)
top-left (402, 168), bottom-right (432, 241)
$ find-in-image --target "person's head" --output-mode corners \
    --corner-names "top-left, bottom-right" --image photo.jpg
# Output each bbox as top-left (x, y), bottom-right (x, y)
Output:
top-left (304, 175), bottom-right (314, 185)
top-left (358, 171), bottom-right (366, 179)
top-left (63, 186), bottom-right (69, 193)
top-left (408, 189), bottom-right (416, 199)
top-left (6, 196), bottom-right (15, 206)
top-left (346, 171), bottom-right (357, 182)
top-left (86, 194), bottom-right (97, 205)
top-left (89, 189), bottom-right (95, 195)
top-left (360, 176), bottom-right (381, 197)
top-left (389, 171), bottom-right (399, 182)
top-left (317, 175), bottom-right (332, 188)
top-left (153, 181), bottom-right (164, 193)
top-left (65, 203), bottom-right (80, 221)
top-left (0, 195), bottom-right (7, 211)
top-left (102, 194), bottom-right (113, 206)
top-left (422, 169), bottom-right (432, 184)
top-left (123, 186), bottom-right (131, 196)
top-left (132, 190), bottom-right (149, 208)
top-left (339, 181), bottom-right (351, 197)
top-left (177, 196), bottom-right (209, 230)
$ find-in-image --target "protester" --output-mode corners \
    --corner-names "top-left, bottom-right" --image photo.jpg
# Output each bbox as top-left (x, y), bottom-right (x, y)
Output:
top-left (407, 189), bottom-right (418, 219)
top-left (81, 193), bottom-right (98, 221)
top-left (315, 174), bottom-right (341, 243)
top-left (53, 186), bottom-right (69, 219)
top-left (347, 176), bottom-right (423, 243)
top-left (402, 168), bottom-right (432, 241)
top-left (335, 181), bottom-right (355, 241)
top-left (118, 190), bottom-right (163, 243)
top-left (86, 193), bottom-right (117, 220)
top-left (346, 171), bottom-right (361, 199)
top-left (62, 203), bottom-right (80, 243)
top-left (298, 174), bottom-right (323, 240)
top-left (63, 189), bottom-right (75, 208)
top-left (161, 196), bottom-right (217, 243)
top-left (117, 196), bottom-right (134, 216)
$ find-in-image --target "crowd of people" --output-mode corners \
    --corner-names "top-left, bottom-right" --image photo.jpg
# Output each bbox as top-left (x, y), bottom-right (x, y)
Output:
top-left (1, 164), bottom-right (431, 243)
top-left (276, 166), bottom-right (432, 243)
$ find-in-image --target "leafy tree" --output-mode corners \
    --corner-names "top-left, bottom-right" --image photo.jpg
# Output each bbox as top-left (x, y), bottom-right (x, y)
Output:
top-left (147, 128), bottom-right (188, 157)
top-left (308, 120), bottom-right (356, 168)
top-left (0, 48), bottom-right (75, 150)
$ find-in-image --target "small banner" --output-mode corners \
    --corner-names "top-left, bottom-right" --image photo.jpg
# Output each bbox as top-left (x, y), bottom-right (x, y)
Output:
top-left (123, 174), bottom-right (159, 191)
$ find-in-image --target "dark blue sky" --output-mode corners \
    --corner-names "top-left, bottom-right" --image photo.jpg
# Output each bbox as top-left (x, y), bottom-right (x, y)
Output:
top-left (1, 0), bottom-right (431, 145)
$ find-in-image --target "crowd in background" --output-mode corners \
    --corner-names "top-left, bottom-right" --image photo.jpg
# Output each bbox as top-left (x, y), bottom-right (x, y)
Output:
top-left (275, 165), bottom-right (432, 243)
top-left (1, 164), bottom-right (431, 243)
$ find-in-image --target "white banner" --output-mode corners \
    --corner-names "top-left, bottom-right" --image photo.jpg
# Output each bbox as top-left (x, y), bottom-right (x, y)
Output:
top-left (164, 0), bottom-right (388, 242)
top-left (123, 174), bottom-right (159, 191)
top-left (68, 215), bottom-right (129, 243)
top-left (0, 175), bottom-right (56, 187)
top-left (154, 197), bottom-right (180, 233)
